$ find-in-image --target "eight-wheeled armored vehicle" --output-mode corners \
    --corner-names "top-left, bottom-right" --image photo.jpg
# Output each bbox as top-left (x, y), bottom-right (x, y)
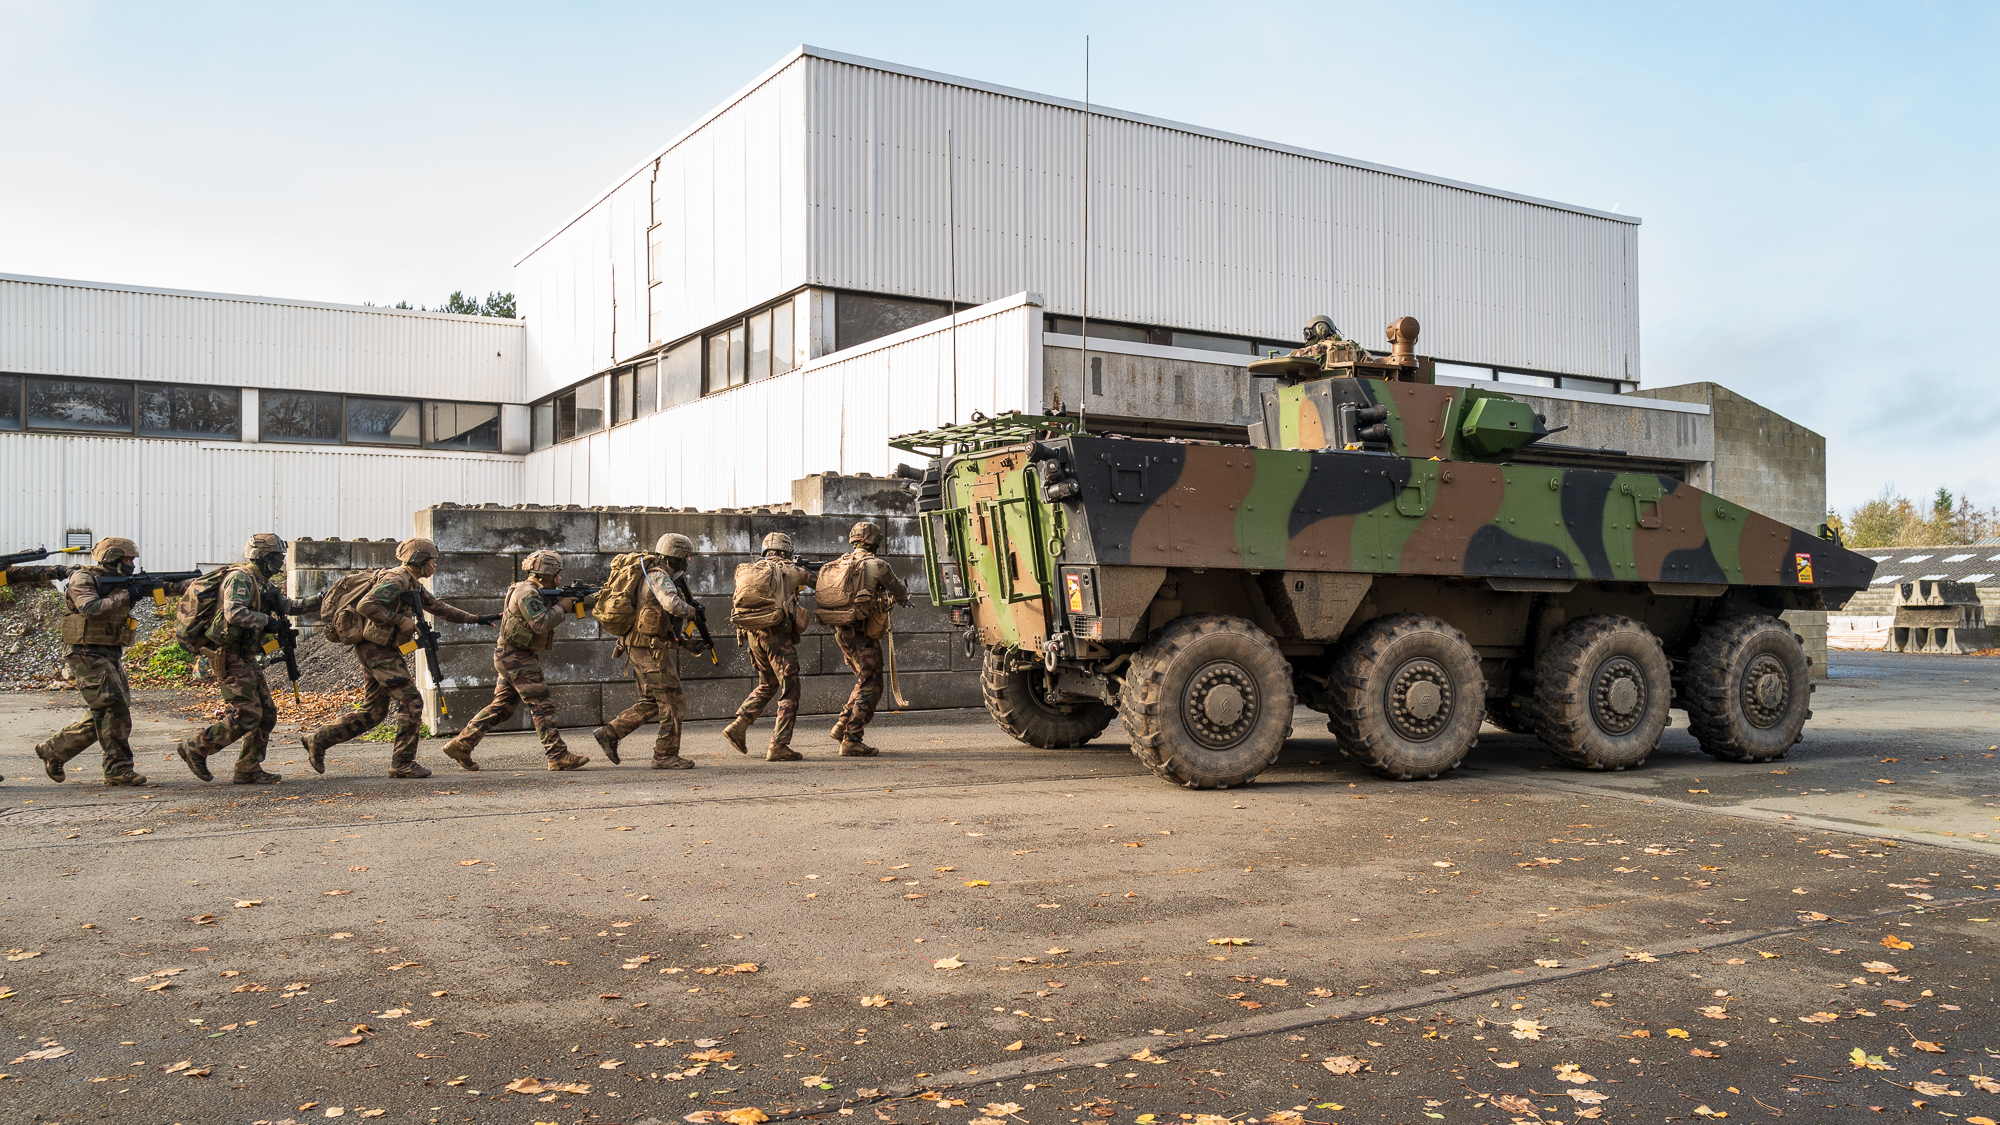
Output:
top-left (895, 318), bottom-right (1877, 789)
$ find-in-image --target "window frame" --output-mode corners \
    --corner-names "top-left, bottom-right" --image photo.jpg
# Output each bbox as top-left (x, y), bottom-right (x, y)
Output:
top-left (22, 374), bottom-right (138, 436)
top-left (136, 382), bottom-right (242, 441)
top-left (422, 399), bottom-right (503, 452)
top-left (341, 394), bottom-right (424, 448)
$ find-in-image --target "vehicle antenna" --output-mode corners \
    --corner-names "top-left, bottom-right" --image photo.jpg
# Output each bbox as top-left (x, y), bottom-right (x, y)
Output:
top-left (1078, 34), bottom-right (1090, 435)
top-left (948, 121), bottom-right (960, 426)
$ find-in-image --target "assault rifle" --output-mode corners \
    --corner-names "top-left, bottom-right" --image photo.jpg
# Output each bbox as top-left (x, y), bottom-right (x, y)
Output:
top-left (0, 545), bottom-right (83, 587)
top-left (668, 569), bottom-right (719, 664)
top-left (401, 590), bottom-right (449, 718)
top-left (263, 611), bottom-right (303, 705)
top-left (95, 568), bottom-right (205, 608)
top-left (549, 582), bottom-right (601, 618)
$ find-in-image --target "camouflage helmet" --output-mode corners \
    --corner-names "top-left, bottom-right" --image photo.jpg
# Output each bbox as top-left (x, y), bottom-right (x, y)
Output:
top-left (655, 533), bottom-right (695, 560)
top-left (396, 537), bottom-right (439, 566)
top-left (522, 550), bottom-right (564, 576)
top-left (760, 532), bottom-right (795, 556)
top-left (244, 532), bottom-right (286, 560)
top-left (91, 537), bottom-right (139, 565)
top-left (1303, 314), bottom-right (1339, 342)
top-left (848, 521), bottom-right (883, 549)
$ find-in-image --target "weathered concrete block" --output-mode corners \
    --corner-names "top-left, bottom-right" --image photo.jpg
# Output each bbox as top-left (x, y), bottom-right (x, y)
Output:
top-left (351, 540), bottom-right (399, 569)
top-left (887, 632), bottom-right (951, 673)
top-left (290, 539), bottom-right (352, 569)
top-left (684, 676), bottom-right (756, 722)
top-left (792, 473), bottom-right (919, 518)
top-left (421, 682), bottom-right (602, 736)
top-left (431, 552), bottom-right (518, 598)
top-left (430, 597), bottom-right (504, 645)
top-left (420, 507), bottom-right (601, 555)
top-left (889, 670), bottom-right (983, 711)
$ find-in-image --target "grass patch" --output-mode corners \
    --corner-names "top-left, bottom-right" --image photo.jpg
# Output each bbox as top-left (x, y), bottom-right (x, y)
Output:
top-left (360, 721), bottom-right (432, 742)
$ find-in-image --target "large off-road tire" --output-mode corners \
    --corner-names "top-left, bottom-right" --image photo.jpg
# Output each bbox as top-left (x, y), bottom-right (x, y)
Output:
top-left (1326, 613), bottom-right (1485, 780)
top-left (1532, 614), bottom-right (1670, 771)
top-left (981, 649), bottom-right (1116, 749)
top-left (1118, 615), bottom-right (1294, 789)
top-left (1683, 615), bottom-right (1812, 763)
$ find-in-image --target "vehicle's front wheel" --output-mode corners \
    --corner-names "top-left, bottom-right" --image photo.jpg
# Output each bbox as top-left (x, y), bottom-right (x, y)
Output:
top-left (1325, 613), bottom-right (1485, 780)
top-left (981, 649), bottom-right (1117, 749)
top-left (1119, 615), bottom-right (1294, 789)
top-left (1683, 615), bottom-right (1812, 763)
top-left (1532, 614), bottom-right (1670, 771)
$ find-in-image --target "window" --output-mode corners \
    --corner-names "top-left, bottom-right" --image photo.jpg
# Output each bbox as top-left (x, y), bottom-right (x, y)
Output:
top-left (1434, 362), bottom-right (1496, 382)
top-left (1047, 316), bottom-right (1150, 345)
top-left (261, 391), bottom-right (344, 444)
top-left (0, 375), bottom-right (19, 431)
top-left (836, 293), bottom-right (949, 351)
top-left (532, 401), bottom-right (554, 450)
top-left (426, 402), bottom-right (500, 451)
top-left (1170, 331), bottom-right (1255, 355)
top-left (747, 308), bottom-right (773, 382)
top-left (633, 360), bottom-right (658, 420)
top-left (613, 366), bottom-right (637, 425)
top-left (1496, 370), bottom-right (1557, 389)
top-left (1559, 376), bottom-right (1619, 395)
top-left (662, 340), bottom-right (700, 410)
top-left (26, 377), bottom-right (133, 433)
top-left (344, 397), bottom-right (421, 446)
top-left (573, 377), bottom-right (606, 436)
top-left (137, 384), bottom-right (239, 440)
top-left (771, 302), bottom-right (795, 376)
top-left (707, 323), bottom-right (746, 392)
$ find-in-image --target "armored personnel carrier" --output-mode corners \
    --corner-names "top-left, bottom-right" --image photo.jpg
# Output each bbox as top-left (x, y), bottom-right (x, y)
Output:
top-left (893, 318), bottom-right (1876, 789)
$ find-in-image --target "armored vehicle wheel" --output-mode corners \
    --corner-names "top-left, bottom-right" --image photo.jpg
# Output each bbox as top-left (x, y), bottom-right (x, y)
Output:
top-left (1326, 613), bottom-right (1485, 780)
top-left (1684, 615), bottom-right (1811, 763)
top-left (1118, 614), bottom-right (1294, 789)
top-left (1532, 615), bottom-right (1670, 771)
top-left (981, 649), bottom-right (1116, 749)
top-left (1485, 696), bottom-right (1539, 735)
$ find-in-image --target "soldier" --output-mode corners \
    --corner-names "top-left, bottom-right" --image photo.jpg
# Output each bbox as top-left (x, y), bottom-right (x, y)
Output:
top-left (821, 521), bottom-right (909, 757)
top-left (438, 550), bottom-right (590, 771)
top-left (299, 538), bottom-right (498, 778)
top-left (721, 532), bottom-right (816, 762)
top-left (31, 538), bottom-right (182, 787)
top-left (1, 561), bottom-right (76, 590)
top-left (1290, 314), bottom-right (1362, 368)
top-left (174, 533), bottom-right (321, 785)
top-left (592, 534), bottom-right (701, 770)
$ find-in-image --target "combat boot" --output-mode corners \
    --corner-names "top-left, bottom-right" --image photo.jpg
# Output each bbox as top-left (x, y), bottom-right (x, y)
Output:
top-left (721, 715), bottom-right (752, 755)
top-left (546, 751), bottom-right (589, 771)
top-left (174, 739), bottom-right (213, 782)
top-left (233, 769), bottom-right (282, 785)
top-left (389, 760), bottom-right (432, 779)
top-left (838, 740), bottom-right (880, 757)
top-left (765, 744), bottom-right (803, 762)
top-left (651, 754), bottom-right (696, 770)
top-left (35, 741), bottom-right (64, 783)
top-left (104, 771), bottom-right (148, 787)
top-left (302, 733), bottom-right (327, 774)
top-left (828, 718), bottom-right (849, 744)
top-left (441, 738), bottom-right (479, 771)
top-left (593, 726), bottom-right (622, 764)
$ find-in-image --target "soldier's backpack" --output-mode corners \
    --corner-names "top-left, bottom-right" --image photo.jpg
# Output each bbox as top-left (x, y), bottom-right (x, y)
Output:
top-left (318, 570), bottom-right (385, 646)
top-left (812, 552), bottom-right (875, 627)
top-left (729, 558), bottom-right (796, 631)
top-left (592, 553), bottom-right (658, 637)
top-left (172, 566), bottom-right (236, 650)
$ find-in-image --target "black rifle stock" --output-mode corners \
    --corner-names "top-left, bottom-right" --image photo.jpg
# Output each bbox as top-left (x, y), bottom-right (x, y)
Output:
top-left (668, 569), bottom-right (719, 664)
top-left (402, 590), bottom-right (449, 718)
top-left (263, 609), bottom-right (303, 705)
top-left (549, 583), bottom-right (601, 618)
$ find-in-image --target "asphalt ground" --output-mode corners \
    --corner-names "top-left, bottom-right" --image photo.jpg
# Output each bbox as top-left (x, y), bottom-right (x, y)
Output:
top-left (0, 650), bottom-right (1996, 1125)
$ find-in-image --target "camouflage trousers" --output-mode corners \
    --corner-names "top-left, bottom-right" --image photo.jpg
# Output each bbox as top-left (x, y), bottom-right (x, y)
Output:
top-left (456, 647), bottom-right (566, 758)
top-left (39, 647), bottom-right (136, 778)
top-left (189, 652), bottom-right (278, 776)
top-left (604, 644), bottom-right (686, 760)
top-left (736, 629), bottom-right (800, 749)
top-left (307, 642), bottom-right (424, 763)
top-left (830, 625), bottom-right (885, 742)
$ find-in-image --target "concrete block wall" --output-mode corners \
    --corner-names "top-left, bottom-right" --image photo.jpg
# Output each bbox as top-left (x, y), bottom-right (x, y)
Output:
top-left (410, 474), bottom-right (982, 736)
top-left (287, 537), bottom-right (403, 637)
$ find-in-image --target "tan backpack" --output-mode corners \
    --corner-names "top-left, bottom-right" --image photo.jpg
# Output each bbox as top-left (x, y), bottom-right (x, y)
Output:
top-left (812, 552), bottom-right (876, 627)
top-left (172, 567), bottom-right (234, 650)
top-left (318, 570), bottom-right (385, 646)
top-left (592, 553), bottom-right (657, 637)
top-left (729, 558), bottom-right (796, 631)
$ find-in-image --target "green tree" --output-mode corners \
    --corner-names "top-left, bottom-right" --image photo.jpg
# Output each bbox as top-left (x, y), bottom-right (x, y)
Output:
top-left (1842, 485), bottom-right (2000, 547)
top-left (481, 291), bottom-right (516, 318)
top-left (438, 290), bottom-right (483, 316)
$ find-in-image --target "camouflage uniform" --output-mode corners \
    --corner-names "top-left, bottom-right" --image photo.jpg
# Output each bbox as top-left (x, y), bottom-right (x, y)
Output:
top-left (33, 565), bottom-right (160, 785)
top-left (598, 561), bottom-right (699, 768)
top-left (445, 576), bottom-right (582, 767)
top-left (303, 564), bottom-right (481, 774)
top-left (723, 554), bottom-right (816, 761)
top-left (184, 557), bottom-right (319, 783)
top-left (2, 564), bottom-right (74, 590)
top-left (826, 543), bottom-right (908, 755)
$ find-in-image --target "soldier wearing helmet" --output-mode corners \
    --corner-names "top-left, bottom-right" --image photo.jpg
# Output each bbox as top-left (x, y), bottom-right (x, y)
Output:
top-left (816, 521), bottom-right (910, 756)
top-left (721, 531), bottom-right (819, 761)
top-left (593, 533), bottom-right (703, 770)
top-left (32, 537), bottom-right (190, 788)
top-left (1289, 314), bottom-right (1364, 369)
top-left (440, 549), bottom-right (591, 771)
top-left (301, 537), bottom-right (499, 779)
top-left (174, 533), bottom-right (321, 785)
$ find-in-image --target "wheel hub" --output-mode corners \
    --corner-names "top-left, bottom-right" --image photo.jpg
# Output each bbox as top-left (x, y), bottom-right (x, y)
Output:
top-left (1386, 658), bottom-right (1454, 742)
top-left (1590, 656), bottom-right (1648, 736)
top-left (1744, 654), bottom-right (1789, 728)
top-left (1184, 662), bottom-right (1260, 750)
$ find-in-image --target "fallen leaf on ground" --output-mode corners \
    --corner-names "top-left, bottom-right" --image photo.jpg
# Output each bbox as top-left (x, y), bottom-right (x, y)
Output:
top-left (1798, 911), bottom-right (1831, 922)
top-left (1698, 1005), bottom-right (1730, 1019)
top-left (1003, 1040), bottom-right (1023, 1051)
top-left (1510, 1018), bottom-right (1547, 1040)
top-left (1691, 1108), bottom-right (1727, 1119)
top-left (1849, 1047), bottom-right (1893, 1070)
top-left (234, 900), bottom-right (262, 908)
top-left (1622, 951), bottom-right (1658, 963)
top-left (1912, 1039), bottom-right (1945, 1052)
top-left (789, 997), bottom-right (811, 1009)
top-left (1207, 937), bottom-right (1251, 946)
top-left (1492, 1060), bottom-right (1520, 1068)
top-left (1567, 1089), bottom-right (1608, 1105)
top-left (932, 956), bottom-right (964, 970)
top-left (1553, 1063), bottom-right (1595, 1082)
top-left (126, 828), bottom-right (152, 836)
top-left (1798, 1013), bottom-right (1839, 1024)
top-left (1881, 936), bottom-right (1913, 950)
top-left (1321, 1055), bottom-right (1366, 1074)
top-left (720, 1110), bottom-right (767, 1125)
top-left (1969, 1075), bottom-right (2000, 1093)
top-left (1534, 958), bottom-right (1562, 968)
top-left (1911, 1080), bottom-right (1959, 1096)
top-left (7, 951), bottom-right (44, 962)
top-left (963, 880), bottom-right (990, 887)
top-left (686, 1049), bottom-right (735, 1062)
top-left (1690, 1048), bottom-right (1720, 1058)
top-left (1666, 1028), bottom-right (1691, 1038)
top-left (981, 1104), bottom-right (1025, 1117)
top-left (1861, 960), bottom-right (1896, 973)
top-left (457, 859), bottom-right (481, 866)
top-left (860, 995), bottom-right (889, 1007)
top-left (325, 1036), bottom-right (364, 1048)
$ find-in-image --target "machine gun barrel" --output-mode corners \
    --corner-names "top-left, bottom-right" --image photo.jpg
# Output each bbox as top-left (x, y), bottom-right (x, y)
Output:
top-left (401, 590), bottom-right (449, 717)
top-left (95, 568), bottom-right (204, 607)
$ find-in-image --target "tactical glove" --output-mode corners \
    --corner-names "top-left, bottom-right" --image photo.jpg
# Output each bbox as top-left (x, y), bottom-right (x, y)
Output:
top-left (477, 613), bottom-right (501, 626)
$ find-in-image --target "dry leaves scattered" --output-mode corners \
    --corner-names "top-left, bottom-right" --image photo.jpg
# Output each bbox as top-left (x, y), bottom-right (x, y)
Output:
top-left (1509, 1018), bottom-right (1547, 1041)
top-left (932, 956), bottom-right (965, 970)
top-left (1321, 1055), bottom-right (1366, 1074)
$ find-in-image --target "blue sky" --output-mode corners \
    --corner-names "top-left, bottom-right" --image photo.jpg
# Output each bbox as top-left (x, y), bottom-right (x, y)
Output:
top-left (3, 1), bottom-right (1994, 512)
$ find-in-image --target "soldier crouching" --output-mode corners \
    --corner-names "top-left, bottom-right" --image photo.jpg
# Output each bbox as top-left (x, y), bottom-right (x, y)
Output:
top-left (439, 550), bottom-right (589, 771)
top-left (594, 534), bottom-right (702, 770)
top-left (175, 533), bottom-right (321, 785)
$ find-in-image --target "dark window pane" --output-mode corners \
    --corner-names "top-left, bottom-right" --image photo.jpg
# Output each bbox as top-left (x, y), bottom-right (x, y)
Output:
top-left (137, 384), bottom-right (239, 440)
top-left (261, 391), bottom-right (343, 444)
top-left (346, 397), bottom-right (420, 445)
top-left (556, 392), bottom-right (577, 442)
top-left (532, 401), bottom-right (554, 450)
top-left (574, 377), bottom-right (606, 436)
top-left (0, 375), bottom-right (20, 431)
top-left (771, 302), bottom-right (795, 375)
top-left (634, 360), bottom-right (658, 419)
top-left (1170, 331), bottom-right (1254, 354)
top-left (663, 341), bottom-right (700, 409)
top-left (427, 402), bottom-right (500, 450)
top-left (26, 378), bottom-right (133, 433)
top-left (612, 368), bottom-right (634, 424)
top-left (1560, 376), bottom-right (1618, 395)
top-left (837, 293), bottom-right (949, 351)
top-left (1046, 316), bottom-right (1149, 344)
top-left (747, 309), bottom-right (772, 382)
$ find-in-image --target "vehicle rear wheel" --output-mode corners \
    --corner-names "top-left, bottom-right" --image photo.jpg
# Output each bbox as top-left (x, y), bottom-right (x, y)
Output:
top-left (1683, 615), bottom-right (1812, 763)
top-left (981, 649), bottom-right (1115, 749)
top-left (1118, 615), bottom-right (1294, 789)
top-left (1325, 613), bottom-right (1485, 780)
top-left (1532, 614), bottom-right (1670, 771)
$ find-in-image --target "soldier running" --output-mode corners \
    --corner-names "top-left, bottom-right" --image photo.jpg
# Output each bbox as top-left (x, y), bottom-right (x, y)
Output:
top-left (819, 521), bottom-right (909, 757)
top-left (300, 537), bottom-right (497, 778)
top-left (175, 533), bottom-right (321, 785)
top-left (33, 537), bottom-right (188, 787)
top-left (721, 532), bottom-right (817, 762)
top-left (439, 550), bottom-right (590, 771)
top-left (593, 534), bottom-right (701, 770)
